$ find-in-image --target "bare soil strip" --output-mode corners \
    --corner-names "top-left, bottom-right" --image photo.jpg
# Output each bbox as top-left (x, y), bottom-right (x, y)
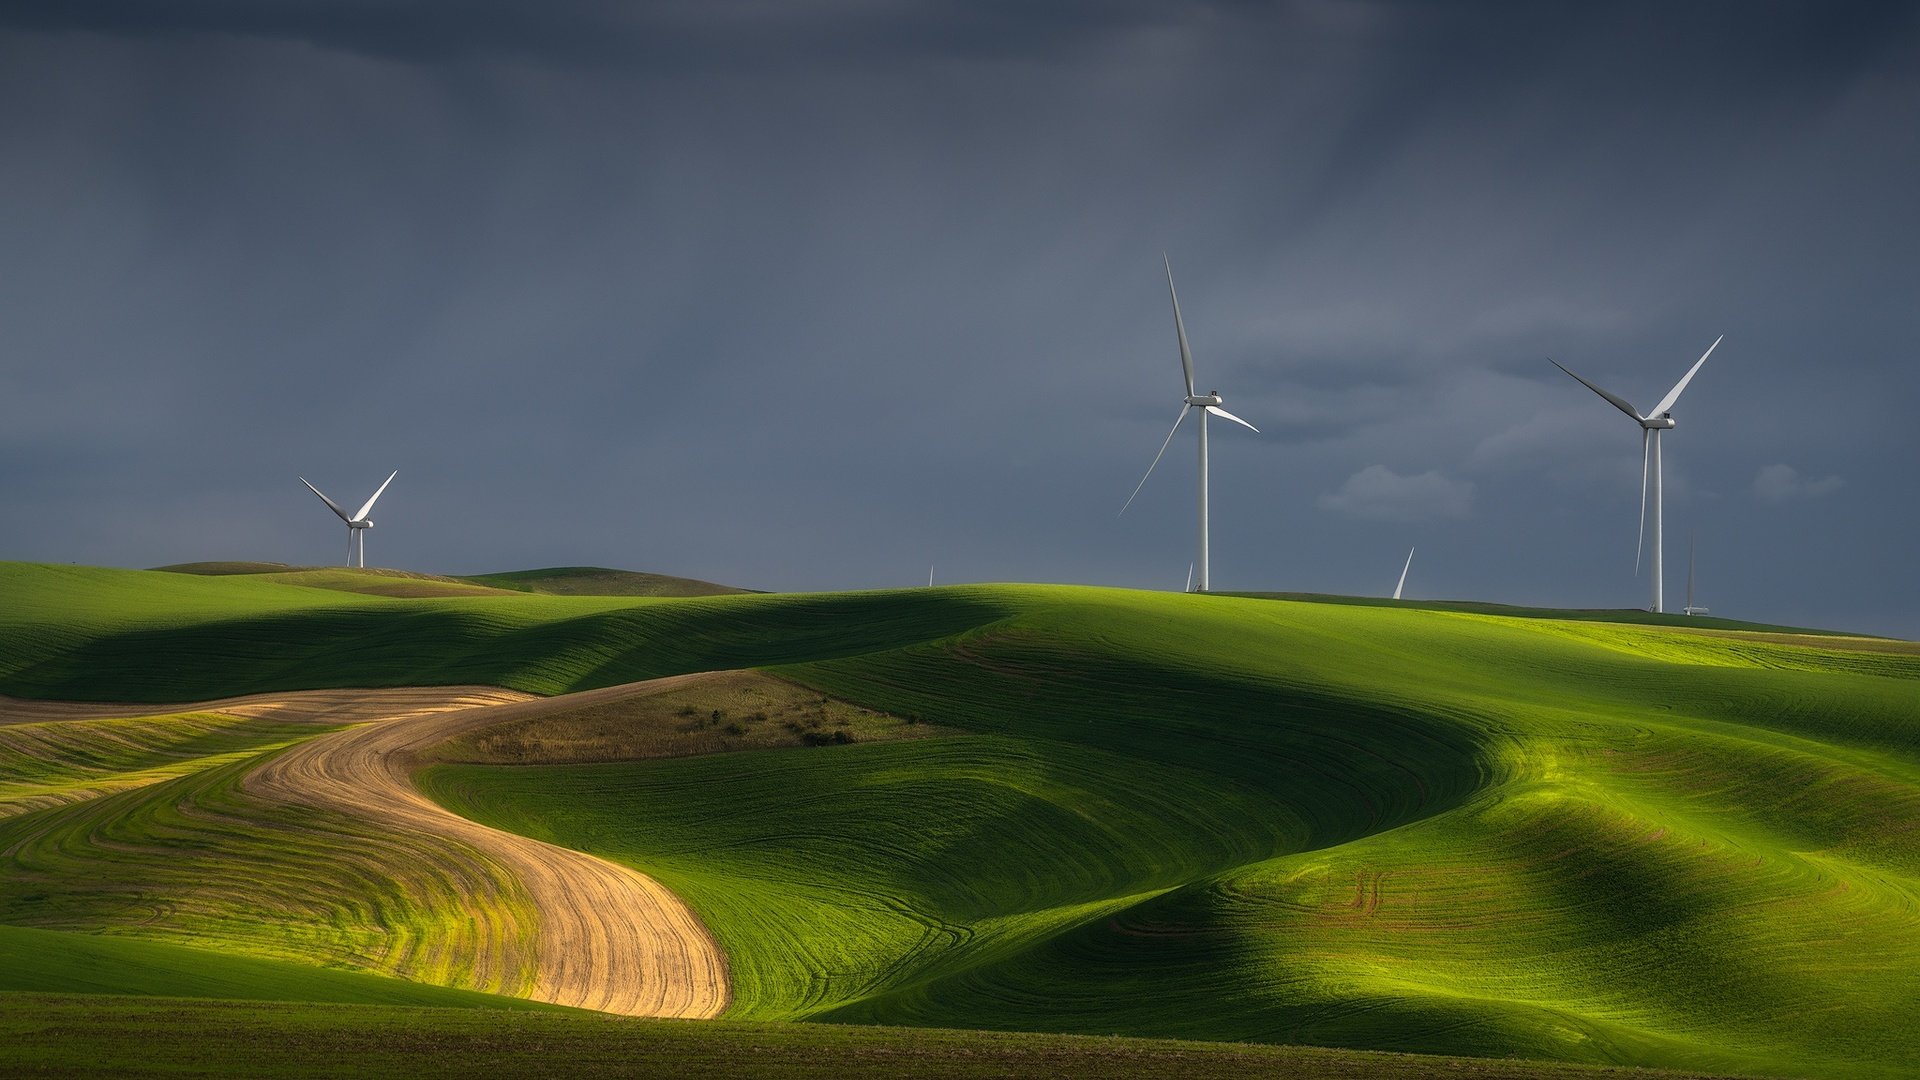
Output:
top-left (243, 675), bottom-right (732, 1018)
top-left (4, 680), bottom-right (732, 1018)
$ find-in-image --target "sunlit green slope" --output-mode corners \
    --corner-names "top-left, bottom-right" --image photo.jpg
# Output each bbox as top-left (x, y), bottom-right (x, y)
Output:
top-left (2, 562), bottom-right (1917, 1078)
top-left (0, 925), bottom-right (554, 1009)
top-left (425, 593), bottom-right (1920, 1079)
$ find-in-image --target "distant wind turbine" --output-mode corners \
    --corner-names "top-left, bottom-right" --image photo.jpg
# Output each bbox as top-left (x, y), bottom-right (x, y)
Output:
top-left (301, 471), bottom-right (397, 569)
top-left (1120, 256), bottom-right (1259, 593)
top-left (1393, 547), bottom-right (1415, 601)
top-left (1551, 335), bottom-right (1722, 614)
top-left (1683, 533), bottom-right (1709, 616)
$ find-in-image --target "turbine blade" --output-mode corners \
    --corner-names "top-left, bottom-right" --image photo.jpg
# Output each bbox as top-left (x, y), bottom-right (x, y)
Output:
top-left (1394, 546), bottom-right (1414, 601)
top-left (1550, 359), bottom-right (1642, 421)
top-left (1185, 562), bottom-right (1194, 593)
top-left (1649, 334), bottom-right (1722, 417)
top-left (1120, 405), bottom-right (1191, 516)
top-left (1204, 404), bottom-right (1258, 432)
top-left (302, 477), bottom-right (352, 523)
top-left (1165, 255), bottom-right (1196, 398)
top-left (352, 471), bottom-right (398, 521)
top-left (1635, 428), bottom-right (1650, 574)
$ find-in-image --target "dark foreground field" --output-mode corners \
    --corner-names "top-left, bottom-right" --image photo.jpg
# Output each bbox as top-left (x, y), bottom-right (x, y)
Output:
top-left (1, 994), bottom-right (1757, 1080)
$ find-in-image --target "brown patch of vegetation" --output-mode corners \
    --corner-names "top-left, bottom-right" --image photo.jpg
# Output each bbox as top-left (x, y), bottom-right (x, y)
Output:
top-left (431, 671), bottom-right (939, 765)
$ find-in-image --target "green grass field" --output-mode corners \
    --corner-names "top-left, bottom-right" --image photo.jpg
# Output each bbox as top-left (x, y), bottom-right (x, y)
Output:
top-left (2, 561), bottom-right (1916, 1079)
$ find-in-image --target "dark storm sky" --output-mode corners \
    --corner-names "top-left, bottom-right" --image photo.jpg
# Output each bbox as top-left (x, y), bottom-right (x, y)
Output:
top-left (3, 1), bottom-right (1917, 636)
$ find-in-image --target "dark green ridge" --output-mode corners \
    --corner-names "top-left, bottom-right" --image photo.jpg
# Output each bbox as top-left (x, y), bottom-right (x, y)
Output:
top-left (0, 563), bottom-right (1012, 702)
top-left (0, 994), bottom-right (1762, 1080)
top-left (461, 565), bottom-right (755, 596)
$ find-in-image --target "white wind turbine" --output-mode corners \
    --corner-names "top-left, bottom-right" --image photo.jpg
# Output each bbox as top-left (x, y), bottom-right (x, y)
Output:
top-left (301, 471), bottom-right (397, 569)
top-left (1392, 547), bottom-right (1415, 601)
top-left (1120, 257), bottom-right (1259, 593)
top-left (1551, 335), bottom-right (1721, 614)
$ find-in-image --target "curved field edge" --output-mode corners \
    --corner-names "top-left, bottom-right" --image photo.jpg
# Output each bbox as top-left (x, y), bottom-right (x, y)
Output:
top-left (0, 994), bottom-right (1762, 1080)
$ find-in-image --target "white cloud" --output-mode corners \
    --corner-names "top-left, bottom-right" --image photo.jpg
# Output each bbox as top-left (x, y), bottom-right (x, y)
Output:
top-left (1319, 465), bottom-right (1474, 522)
top-left (1753, 464), bottom-right (1844, 503)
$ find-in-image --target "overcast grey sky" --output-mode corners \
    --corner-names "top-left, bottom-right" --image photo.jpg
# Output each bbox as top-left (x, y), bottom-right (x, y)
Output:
top-left (3, 1), bottom-right (1917, 636)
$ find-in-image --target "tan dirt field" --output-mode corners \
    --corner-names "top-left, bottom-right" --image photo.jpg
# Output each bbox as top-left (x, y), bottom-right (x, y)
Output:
top-left (3, 680), bottom-right (733, 1019)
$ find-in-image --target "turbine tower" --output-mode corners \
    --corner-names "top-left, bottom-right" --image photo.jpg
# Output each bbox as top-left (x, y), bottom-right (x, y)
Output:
top-left (1551, 336), bottom-right (1721, 613)
top-left (301, 471), bottom-right (397, 569)
top-left (1120, 257), bottom-right (1259, 593)
top-left (1393, 547), bottom-right (1415, 601)
top-left (1683, 533), bottom-right (1710, 616)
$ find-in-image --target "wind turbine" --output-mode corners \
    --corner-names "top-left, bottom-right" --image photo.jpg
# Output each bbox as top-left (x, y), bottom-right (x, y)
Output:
top-left (1120, 257), bottom-right (1259, 593)
top-left (1683, 533), bottom-right (1709, 616)
top-left (1393, 547), bottom-right (1415, 601)
top-left (300, 471), bottom-right (397, 569)
top-left (1551, 335), bottom-right (1721, 614)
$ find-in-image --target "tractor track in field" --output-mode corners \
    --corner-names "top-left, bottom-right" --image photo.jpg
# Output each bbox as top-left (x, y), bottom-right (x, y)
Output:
top-left (3, 680), bottom-right (733, 1019)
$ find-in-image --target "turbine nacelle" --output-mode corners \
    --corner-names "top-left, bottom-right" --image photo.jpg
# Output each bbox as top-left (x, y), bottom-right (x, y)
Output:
top-left (301, 471), bottom-right (397, 569)
top-left (1185, 392), bottom-right (1224, 407)
top-left (1549, 335), bottom-right (1722, 614)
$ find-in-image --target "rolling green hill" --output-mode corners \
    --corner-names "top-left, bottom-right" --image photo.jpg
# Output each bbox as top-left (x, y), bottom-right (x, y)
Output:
top-left (2, 561), bottom-right (1916, 1078)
